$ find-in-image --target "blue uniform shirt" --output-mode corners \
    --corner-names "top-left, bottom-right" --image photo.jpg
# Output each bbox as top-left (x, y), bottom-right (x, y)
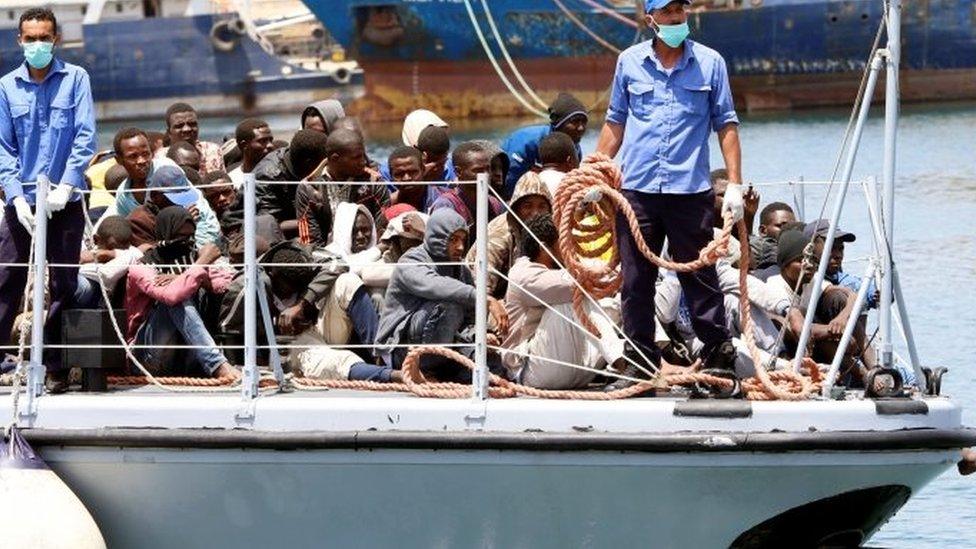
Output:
top-left (0, 58), bottom-right (97, 206)
top-left (606, 39), bottom-right (738, 195)
top-left (828, 270), bottom-right (879, 310)
top-left (502, 124), bottom-right (582, 197)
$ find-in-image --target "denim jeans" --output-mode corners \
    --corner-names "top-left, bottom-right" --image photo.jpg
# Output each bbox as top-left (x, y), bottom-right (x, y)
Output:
top-left (392, 301), bottom-right (468, 382)
top-left (134, 298), bottom-right (227, 376)
top-left (346, 286), bottom-right (378, 362)
top-left (72, 275), bottom-right (105, 309)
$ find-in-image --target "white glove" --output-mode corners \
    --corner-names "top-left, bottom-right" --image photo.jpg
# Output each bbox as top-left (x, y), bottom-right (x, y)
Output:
top-left (12, 196), bottom-right (35, 236)
top-left (721, 183), bottom-right (745, 223)
top-left (46, 183), bottom-right (74, 217)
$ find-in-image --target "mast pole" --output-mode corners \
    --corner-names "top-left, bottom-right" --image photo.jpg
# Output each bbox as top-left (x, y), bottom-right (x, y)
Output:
top-left (879, 0), bottom-right (901, 369)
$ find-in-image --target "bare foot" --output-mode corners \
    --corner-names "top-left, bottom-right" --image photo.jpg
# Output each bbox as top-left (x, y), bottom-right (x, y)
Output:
top-left (213, 363), bottom-right (241, 381)
top-left (391, 370), bottom-right (404, 383)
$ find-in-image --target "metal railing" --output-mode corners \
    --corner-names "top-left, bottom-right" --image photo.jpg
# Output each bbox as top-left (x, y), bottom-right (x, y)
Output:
top-left (13, 166), bottom-right (927, 418)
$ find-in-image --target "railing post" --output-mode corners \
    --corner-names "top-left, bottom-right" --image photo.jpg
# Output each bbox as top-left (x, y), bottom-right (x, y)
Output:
top-left (240, 172), bottom-right (259, 409)
top-left (795, 175), bottom-right (806, 222)
top-left (25, 176), bottom-right (50, 412)
top-left (820, 260), bottom-right (876, 397)
top-left (891, 265), bottom-right (925, 389)
top-left (472, 173), bottom-right (490, 400)
top-left (879, 0), bottom-right (901, 371)
top-left (793, 50), bottom-right (885, 371)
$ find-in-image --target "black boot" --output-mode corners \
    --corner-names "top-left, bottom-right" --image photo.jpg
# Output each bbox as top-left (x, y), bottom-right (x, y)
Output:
top-left (702, 339), bottom-right (737, 375)
top-left (603, 343), bottom-right (657, 392)
top-left (45, 369), bottom-right (70, 395)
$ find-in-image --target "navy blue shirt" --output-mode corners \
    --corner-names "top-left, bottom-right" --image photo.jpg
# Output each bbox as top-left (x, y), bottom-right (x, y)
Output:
top-left (606, 39), bottom-right (738, 195)
top-left (502, 124), bottom-right (582, 197)
top-left (0, 58), bottom-right (96, 205)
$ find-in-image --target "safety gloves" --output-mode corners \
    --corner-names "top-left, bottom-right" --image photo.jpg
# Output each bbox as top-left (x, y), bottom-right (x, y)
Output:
top-left (722, 183), bottom-right (745, 223)
top-left (46, 183), bottom-right (74, 217)
top-left (12, 196), bottom-right (35, 236)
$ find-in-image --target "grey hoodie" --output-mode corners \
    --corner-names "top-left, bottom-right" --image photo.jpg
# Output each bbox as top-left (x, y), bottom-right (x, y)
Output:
top-left (375, 209), bottom-right (475, 352)
top-left (301, 100), bottom-right (345, 135)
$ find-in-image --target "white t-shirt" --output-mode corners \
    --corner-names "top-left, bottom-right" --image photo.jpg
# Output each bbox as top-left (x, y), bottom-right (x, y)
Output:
top-left (766, 274), bottom-right (831, 312)
top-left (79, 246), bottom-right (144, 294)
top-left (539, 169), bottom-right (565, 197)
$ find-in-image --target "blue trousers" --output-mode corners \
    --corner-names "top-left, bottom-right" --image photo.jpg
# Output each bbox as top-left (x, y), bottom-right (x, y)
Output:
top-left (616, 190), bottom-right (730, 365)
top-left (72, 275), bottom-right (105, 309)
top-left (0, 201), bottom-right (84, 371)
top-left (134, 298), bottom-right (227, 376)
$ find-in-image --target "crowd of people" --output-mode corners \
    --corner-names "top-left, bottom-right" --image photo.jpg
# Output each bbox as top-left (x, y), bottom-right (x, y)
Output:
top-left (1, 7), bottom-right (891, 395)
top-left (58, 92), bottom-right (881, 394)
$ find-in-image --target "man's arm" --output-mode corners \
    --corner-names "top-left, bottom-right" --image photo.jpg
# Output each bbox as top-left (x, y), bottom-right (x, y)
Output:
top-left (62, 70), bottom-right (97, 190)
top-left (596, 122), bottom-right (625, 158)
top-left (0, 87), bottom-right (22, 202)
top-left (717, 123), bottom-right (741, 184)
top-left (597, 55), bottom-right (629, 159)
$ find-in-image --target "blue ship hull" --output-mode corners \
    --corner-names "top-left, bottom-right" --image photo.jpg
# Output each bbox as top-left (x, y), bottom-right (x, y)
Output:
top-left (304, 0), bottom-right (976, 114)
top-left (0, 14), bottom-right (362, 121)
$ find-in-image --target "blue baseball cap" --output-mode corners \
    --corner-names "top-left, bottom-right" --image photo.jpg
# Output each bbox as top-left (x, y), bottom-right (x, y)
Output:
top-left (147, 165), bottom-right (199, 208)
top-left (645, 0), bottom-right (691, 13)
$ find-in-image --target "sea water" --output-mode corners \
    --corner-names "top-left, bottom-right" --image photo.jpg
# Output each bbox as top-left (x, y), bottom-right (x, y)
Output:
top-left (96, 101), bottom-right (976, 547)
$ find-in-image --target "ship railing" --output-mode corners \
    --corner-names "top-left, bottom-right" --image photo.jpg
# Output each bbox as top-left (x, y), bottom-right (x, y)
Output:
top-left (10, 171), bottom-right (923, 418)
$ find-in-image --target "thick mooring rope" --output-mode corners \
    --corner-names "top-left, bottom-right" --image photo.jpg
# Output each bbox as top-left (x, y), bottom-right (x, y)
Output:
top-left (552, 153), bottom-right (816, 400)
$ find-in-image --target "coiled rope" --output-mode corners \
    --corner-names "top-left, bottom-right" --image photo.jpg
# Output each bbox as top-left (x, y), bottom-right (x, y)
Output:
top-left (553, 153), bottom-right (817, 400)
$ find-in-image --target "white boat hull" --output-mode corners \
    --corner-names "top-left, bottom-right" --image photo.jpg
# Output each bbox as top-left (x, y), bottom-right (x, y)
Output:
top-left (8, 393), bottom-right (973, 548)
top-left (37, 442), bottom-right (956, 548)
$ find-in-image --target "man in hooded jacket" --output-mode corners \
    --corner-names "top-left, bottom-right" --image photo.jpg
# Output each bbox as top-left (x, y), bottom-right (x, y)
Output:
top-left (464, 171), bottom-right (552, 299)
top-left (376, 209), bottom-right (508, 381)
top-left (125, 206), bottom-right (238, 380)
top-left (301, 99), bottom-right (345, 136)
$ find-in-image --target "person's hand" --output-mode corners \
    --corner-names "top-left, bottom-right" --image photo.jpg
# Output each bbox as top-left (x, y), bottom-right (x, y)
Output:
top-left (743, 187), bottom-right (760, 219)
top-left (12, 196), bottom-right (35, 236)
top-left (94, 249), bottom-right (117, 263)
top-left (153, 273), bottom-right (177, 287)
top-left (278, 302), bottom-right (309, 335)
top-left (187, 204), bottom-right (200, 222)
top-left (401, 213), bottom-right (418, 234)
top-left (827, 314), bottom-right (848, 340)
top-left (487, 297), bottom-right (509, 336)
top-left (721, 183), bottom-right (745, 223)
top-left (46, 183), bottom-right (74, 217)
top-left (195, 243), bottom-right (221, 265)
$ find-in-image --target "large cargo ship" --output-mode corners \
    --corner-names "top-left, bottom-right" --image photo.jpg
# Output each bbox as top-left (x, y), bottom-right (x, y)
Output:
top-left (303, 0), bottom-right (976, 117)
top-left (0, 0), bottom-right (363, 121)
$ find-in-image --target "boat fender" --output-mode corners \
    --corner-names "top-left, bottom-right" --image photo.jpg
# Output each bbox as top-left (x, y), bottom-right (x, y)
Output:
top-left (210, 21), bottom-right (240, 53)
top-left (0, 427), bottom-right (106, 548)
top-left (921, 367), bottom-right (947, 396)
top-left (332, 67), bottom-right (352, 85)
top-left (863, 367), bottom-right (905, 399)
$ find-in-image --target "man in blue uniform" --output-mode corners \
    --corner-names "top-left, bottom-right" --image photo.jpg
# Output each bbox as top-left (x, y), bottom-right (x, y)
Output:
top-left (596, 0), bottom-right (744, 388)
top-left (501, 92), bottom-right (587, 199)
top-left (0, 8), bottom-right (97, 393)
